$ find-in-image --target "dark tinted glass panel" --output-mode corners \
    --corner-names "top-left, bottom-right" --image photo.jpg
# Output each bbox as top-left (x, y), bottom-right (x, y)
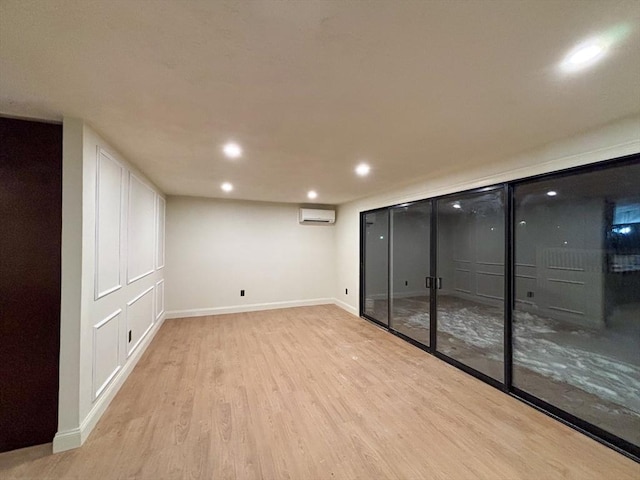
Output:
top-left (363, 210), bottom-right (389, 325)
top-left (436, 189), bottom-right (505, 381)
top-left (390, 202), bottom-right (431, 345)
top-left (513, 162), bottom-right (640, 446)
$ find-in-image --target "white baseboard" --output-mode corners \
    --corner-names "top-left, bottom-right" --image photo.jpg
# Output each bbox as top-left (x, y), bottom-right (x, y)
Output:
top-left (53, 313), bottom-right (166, 453)
top-left (165, 298), bottom-right (335, 319)
top-left (51, 426), bottom-right (82, 452)
top-left (333, 298), bottom-right (359, 317)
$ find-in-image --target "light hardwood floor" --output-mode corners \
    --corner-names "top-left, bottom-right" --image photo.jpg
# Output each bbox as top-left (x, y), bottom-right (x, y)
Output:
top-left (1, 305), bottom-right (638, 479)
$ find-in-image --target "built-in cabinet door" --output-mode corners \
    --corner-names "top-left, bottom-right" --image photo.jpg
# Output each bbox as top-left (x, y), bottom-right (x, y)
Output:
top-left (389, 201), bottom-right (432, 346)
top-left (435, 188), bottom-right (505, 382)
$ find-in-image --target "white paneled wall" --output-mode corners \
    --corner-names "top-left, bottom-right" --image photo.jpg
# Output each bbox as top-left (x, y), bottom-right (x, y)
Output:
top-left (95, 148), bottom-right (123, 299)
top-left (155, 279), bottom-right (165, 320)
top-left (92, 309), bottom-right (121, 400)
top-left (127, 173), bottom-right (157, 283)
top-left (87, 133), bottom-right (165, 415)
top-left (88, 137), bottom-right (164, 405)
top-left (126, 287), bottom-right (155, 358)
top-left (54, 121), bottom-right (166, 452)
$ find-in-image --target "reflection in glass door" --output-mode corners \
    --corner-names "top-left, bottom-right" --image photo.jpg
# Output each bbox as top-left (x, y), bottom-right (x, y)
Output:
top-left (362, 209), bottom-right (389, 325)
top-left (390, 201), bottom-right (431, 346)
top-left (436, 189), bottom-right (505, 381)
top-left (513, 162), bottom-right (640, 448)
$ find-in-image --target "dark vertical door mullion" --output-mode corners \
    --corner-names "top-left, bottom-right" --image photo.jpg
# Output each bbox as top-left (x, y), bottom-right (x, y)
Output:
top-left (387, 208), bottom-right (392, 329)
top-left (430, 199), bottom-right (438, 351)
top-left (359, 212), bottom-right (364, 317)
top-left (504, 183), bottom-right (514, 391)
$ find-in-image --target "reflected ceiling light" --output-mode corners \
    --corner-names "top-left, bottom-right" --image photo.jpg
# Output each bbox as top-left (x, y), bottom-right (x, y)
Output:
top-left (355, 163), bottom-right (371, 176)
top-left (307, 190), bottom-right (318, 199)
top-left (222, 142), bottom-right (242, 159)
top-left (614, 226), bottom-right (632, 235)
top-left (547, 191), bottom-right (557, 196)
top-left (453, 203), bottom-right (462, 209)
top-left (221, 182), bottom-right (233, 192)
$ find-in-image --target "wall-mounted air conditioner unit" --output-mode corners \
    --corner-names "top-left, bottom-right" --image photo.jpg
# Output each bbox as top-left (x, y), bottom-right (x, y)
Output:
top-left (299, 208), bottom-right (336, 224)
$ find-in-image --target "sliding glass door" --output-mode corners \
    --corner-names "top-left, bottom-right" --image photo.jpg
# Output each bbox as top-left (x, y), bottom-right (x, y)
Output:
top-left (513, 161), bottom-right (640, 448)
top-left (435, 188), bottom-right (505, 381)
top-left (359, 155), bottom-right (640, 458)
top-left (362, 209), bottom-right (389, 326)
top-left (390, 201), bottom-right (432, 346)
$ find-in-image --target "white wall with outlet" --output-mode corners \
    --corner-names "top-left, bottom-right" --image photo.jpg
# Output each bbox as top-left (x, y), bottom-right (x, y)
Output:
top-left (56, 119), bottom-right (165, 453)
top-left (334, 115), bottom-right (640, 315)
top-left (165, 197), bottom-right (336, 317)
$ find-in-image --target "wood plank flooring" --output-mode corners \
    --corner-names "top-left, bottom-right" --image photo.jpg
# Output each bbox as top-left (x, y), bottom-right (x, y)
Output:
top-left (1, 305), bottom-right (638, 479)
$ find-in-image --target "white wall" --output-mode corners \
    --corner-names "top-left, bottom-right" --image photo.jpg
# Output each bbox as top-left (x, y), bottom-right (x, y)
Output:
top-left (165, 197), bottom-right (336, 317)
top-left (335, 115), bottom-right (640, 315)
top-left (55, 120), bottom-right (165, 452)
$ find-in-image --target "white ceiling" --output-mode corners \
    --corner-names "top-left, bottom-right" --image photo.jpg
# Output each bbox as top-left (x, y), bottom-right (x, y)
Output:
top-left (1, 0), bottom-right (639, 205)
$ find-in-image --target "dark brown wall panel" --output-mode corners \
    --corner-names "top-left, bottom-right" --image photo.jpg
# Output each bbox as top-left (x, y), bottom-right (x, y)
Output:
top-left (0, 117), bottom-right (62, 452)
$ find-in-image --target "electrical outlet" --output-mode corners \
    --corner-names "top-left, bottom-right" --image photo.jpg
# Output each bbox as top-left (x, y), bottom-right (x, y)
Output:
top-left (128, 330), bottom-right (132, 342)
top-left (527, 291), bottom-right (534, 298)
top-left (240, 289), bottom-right (245, 297)
top-left (345, 288), bottom-right (348, 295)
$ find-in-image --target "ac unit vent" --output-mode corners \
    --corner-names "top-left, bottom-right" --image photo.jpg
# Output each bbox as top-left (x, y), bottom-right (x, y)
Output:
top-left (299, 208), bottom-right (336, 224)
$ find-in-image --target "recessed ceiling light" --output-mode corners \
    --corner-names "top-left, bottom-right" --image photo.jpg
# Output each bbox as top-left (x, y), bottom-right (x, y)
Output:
top-left (558, 25), bottom-right (631, 74)
top-left (453, 203), bottom-right (462, 209)
top-left (307, 190), bottom-right (318, 199)
top-left (561, 40), bottom-right (607, 72)
top-left (222, 142), bottom-right (242, 159)
top-left (547, 191), bottom-right (557, 197)
top-left (355, 163), bottom-right (371, 176)
top-left (221, 182), bottom-right (233, 192)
